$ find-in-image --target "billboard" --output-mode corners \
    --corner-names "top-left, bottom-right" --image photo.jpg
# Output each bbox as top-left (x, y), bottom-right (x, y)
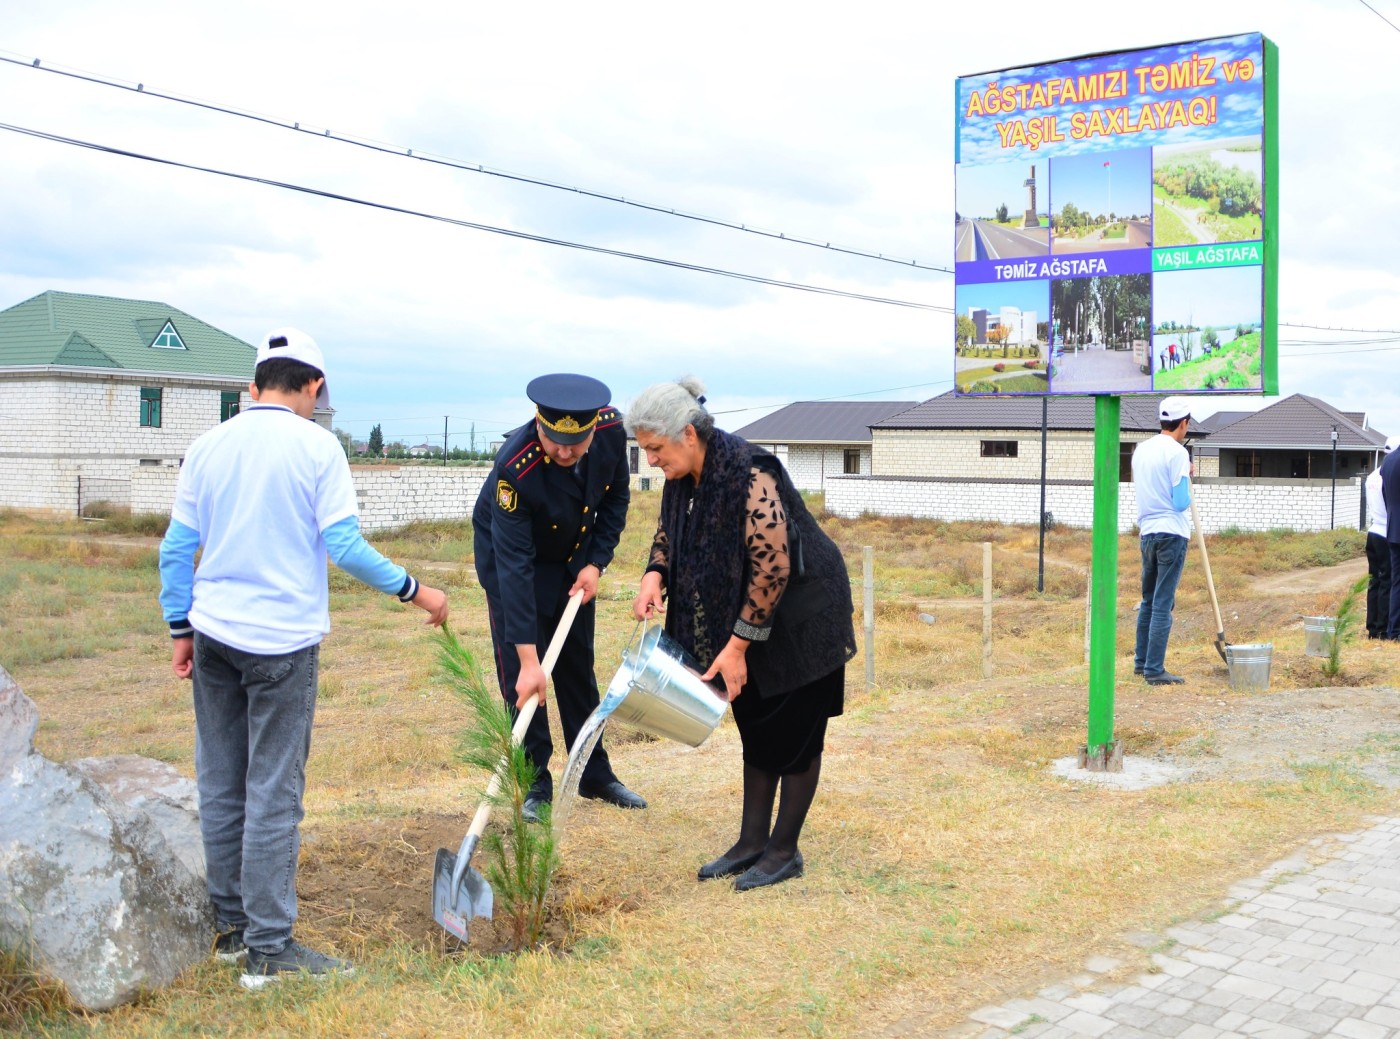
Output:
top-left (954, 33), bottom-right (1277, 397)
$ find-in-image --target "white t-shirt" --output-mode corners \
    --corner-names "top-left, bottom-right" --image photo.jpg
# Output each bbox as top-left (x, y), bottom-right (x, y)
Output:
top-left (1366, 467), bottom-right (1389, 536)
top-left (1132, 433), bottom-right (1192, 539)
top-left (171, 404), bottom-right (359, 654)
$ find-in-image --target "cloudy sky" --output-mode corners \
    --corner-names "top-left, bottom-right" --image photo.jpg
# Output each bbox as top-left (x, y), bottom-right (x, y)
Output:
top-left (3, 0), bottom-right (1398, 448)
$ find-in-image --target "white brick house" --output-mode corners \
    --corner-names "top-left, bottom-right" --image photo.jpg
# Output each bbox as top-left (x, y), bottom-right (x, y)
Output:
top-left (730, 400), bottom-right (919, 492)
top-left (0, 291), bottom-right (328, 515)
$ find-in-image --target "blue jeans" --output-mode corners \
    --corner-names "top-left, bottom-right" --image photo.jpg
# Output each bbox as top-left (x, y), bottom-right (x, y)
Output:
top-left (1134, 534), bottom-right (1189, 678)
top-left (191, 632), bottom-right (319, 952)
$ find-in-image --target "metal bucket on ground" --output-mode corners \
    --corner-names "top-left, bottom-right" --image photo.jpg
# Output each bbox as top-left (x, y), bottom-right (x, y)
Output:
top-left (1302, 616), bottom-right (1335, 658)
top-left (611, 624), bottom-right (728, 747)
top-left (1225, 642), bottom-right (1273, 691)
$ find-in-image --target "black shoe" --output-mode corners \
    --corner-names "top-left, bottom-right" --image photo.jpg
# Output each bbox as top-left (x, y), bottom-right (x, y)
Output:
top-left (734, 851), bottom-right (805, 892)
top-left (522, 794), bottom-right (551, 823)
top-left (578, 779), bottom-right (647, 810)
top-left (212, 926), bottom-right (247, 964)
top-left (239, 941), bottom-right (353, 991)
top-left (1145, 671), bottom-right (1186, 685)
top-left (697, 850), bottom-right (762, 881)
top-left (1132, 666), bottom-right (1144, 675)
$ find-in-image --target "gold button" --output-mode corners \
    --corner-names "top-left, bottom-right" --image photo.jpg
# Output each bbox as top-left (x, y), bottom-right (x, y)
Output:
top-left (552, 524), bottom-right (558, 530)
top-left (583, 506), bottom-right (590, 513)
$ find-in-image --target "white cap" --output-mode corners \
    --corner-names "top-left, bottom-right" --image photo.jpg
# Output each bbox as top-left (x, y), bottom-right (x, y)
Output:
top-left (256, 327), bottom-right (329, 408)
top-left (1159, 396), bottom-right (1191, 423)
top-left (1384, 435), bottom-right (1400, 454)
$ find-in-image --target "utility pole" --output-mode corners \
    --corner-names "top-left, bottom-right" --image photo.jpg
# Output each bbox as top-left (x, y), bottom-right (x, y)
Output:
top-left (443, 417), bottom-right (449, 466)
top-left (1330, 425), bottom-right (1338, 529)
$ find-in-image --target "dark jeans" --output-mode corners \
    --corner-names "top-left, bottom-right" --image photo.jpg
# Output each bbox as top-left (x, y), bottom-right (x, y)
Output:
top-left (191, 632), bottom-right (319, 952)
top-left (1134, 533), bottom-right (1189, 678)
top-left (1389, 542), bottom-right (1400, 640)
top-left (1366, 532), bottom-right (1391, 637)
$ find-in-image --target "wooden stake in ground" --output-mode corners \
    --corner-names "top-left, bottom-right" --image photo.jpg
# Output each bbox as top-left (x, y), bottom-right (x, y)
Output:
top-left (982, 542), bottom-right (993, 679)
top-left (863, 545), bottom-right (874, 692)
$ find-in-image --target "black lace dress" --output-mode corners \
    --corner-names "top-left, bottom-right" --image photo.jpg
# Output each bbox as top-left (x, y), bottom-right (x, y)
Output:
top-left (645, 431), bottom-right (855, 773)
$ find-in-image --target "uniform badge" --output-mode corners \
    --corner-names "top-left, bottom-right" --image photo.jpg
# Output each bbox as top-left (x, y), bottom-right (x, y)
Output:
top-left (496, 479), bottom-right (518, 513)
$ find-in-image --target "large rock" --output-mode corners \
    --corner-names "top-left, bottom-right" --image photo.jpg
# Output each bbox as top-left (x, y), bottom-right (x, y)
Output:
top-left (0, 664), bottom-right (38, 770)
top-left (0, 665), bottom-right (215, 1010)
top-left (70, 755), bottom-right (206, 882)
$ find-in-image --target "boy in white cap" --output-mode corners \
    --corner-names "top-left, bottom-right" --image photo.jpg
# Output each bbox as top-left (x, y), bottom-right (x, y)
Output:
top-left (158, 328), bottom-right (449, 989)
top-left (1365, 436), bottom-right (1398, 637)
top-left (1131, 396), bottom-right (1193, 684)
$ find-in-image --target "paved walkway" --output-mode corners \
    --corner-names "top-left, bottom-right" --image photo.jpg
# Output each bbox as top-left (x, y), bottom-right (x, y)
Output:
top-left (948, 816), bottom-right (1400, 1039)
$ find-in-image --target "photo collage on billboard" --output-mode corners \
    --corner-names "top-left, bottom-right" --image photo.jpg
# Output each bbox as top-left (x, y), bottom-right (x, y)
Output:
top-left (954, 33), bottom-right (1274, 397)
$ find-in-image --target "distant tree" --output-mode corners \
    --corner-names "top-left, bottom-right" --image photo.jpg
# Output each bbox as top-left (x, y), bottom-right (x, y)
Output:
top-left (995, 203), bottom-right (1009, 223)
top-left (988, 324), bottom-right (1012, 357)
top-left (368, 424), bottom-right (384, 457)
top-left (332, 427), bottom-right (353, 457)
top-left (386, 441), bottom-right (407, 459)
top-left (1202, 327), bottom-right (1220, 351)
top-left (955, 315), bottom-right (976, 350)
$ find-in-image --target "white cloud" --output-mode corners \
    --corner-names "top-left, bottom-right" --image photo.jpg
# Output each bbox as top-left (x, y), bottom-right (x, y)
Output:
top-left (2, 0), bottom-right (1398, 444)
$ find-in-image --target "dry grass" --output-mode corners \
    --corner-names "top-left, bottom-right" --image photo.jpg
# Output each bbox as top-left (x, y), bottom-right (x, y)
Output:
top-left (3, 503), bottom-right (1397, 1038)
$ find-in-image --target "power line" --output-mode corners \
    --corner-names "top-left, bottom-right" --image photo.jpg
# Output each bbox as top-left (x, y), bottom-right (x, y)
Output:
top-left (0, 51), bottom-right (951, 275)
top-left (0, 121), bottom-right (952, 314)
top-left (1280, 321), bottom-right (1400, 334)
top-left (1357, 0), bottom-right (1400, 34)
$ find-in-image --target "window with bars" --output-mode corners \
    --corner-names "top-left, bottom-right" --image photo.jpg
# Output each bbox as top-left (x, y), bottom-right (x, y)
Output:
top-left (221, 391), bottom-right (241, 422)
top-left (1236, 450), bottom-right (1262, 478)
top-left (843, 448), bottom-right (861, 474)
top-left (140, 387), bottom-right (163, 428)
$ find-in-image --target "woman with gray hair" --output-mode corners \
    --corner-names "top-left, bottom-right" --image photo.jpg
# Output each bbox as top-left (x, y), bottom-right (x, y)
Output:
top-left (627, 377), bottom-right (856, 891)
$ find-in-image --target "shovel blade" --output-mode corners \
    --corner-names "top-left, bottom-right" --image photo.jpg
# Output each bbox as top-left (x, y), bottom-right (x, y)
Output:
top-left (1215, 634), bottom-right (1229, 662)
top-left (431, 846), bottom-right (493, 942)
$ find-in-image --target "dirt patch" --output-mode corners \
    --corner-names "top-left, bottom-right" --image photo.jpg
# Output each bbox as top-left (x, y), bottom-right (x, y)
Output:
top-left (296, 813), bottom-right (608, 956)
top-left (1250, 555), bottom-right (1367, 596)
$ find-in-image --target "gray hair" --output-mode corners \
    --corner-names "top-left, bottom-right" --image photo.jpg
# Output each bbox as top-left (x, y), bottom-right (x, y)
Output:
top-left (624, 376), bottom-right (715, 442)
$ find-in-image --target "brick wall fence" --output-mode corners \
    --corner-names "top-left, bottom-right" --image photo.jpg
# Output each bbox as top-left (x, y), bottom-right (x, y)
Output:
top-left (824, 475), bottom-right (1366, 534)
top-left (131, 465), bottom-right (490, 532)
top-left (111, 468), bottom-right (1370, 537)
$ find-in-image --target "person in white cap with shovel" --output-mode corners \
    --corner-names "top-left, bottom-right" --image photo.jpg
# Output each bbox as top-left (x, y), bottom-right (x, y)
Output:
top-left (158, 328), bottom-right (449, 989)
top-left (1131, 396), bottom-right (1193, 685)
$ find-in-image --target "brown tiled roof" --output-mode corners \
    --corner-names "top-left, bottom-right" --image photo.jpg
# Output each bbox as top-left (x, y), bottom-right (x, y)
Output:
top-left (1202, 394), bottom-right (1388, 450)
top-left (732, 401), bottom-right (919, 444)
top-left (870, 391), bottom-right (1176, 434)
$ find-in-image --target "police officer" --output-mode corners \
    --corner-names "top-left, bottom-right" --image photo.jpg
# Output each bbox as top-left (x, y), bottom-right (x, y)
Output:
top-left (473, 373), bottom-right (644, 820)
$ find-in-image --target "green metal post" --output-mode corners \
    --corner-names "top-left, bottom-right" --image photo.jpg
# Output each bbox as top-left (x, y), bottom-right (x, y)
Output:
top-left (1086, 395), bottom-right (1120, 755)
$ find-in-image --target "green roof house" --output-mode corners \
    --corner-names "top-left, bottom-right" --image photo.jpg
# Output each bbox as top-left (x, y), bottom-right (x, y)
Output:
top-left (0, 290), bottom-right (326, 515)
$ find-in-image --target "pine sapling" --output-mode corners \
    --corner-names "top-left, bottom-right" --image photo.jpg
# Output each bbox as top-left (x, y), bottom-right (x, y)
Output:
top-left (435, 624), bottom-right (559, 950)
top-left (1322, 575), bottom-right (1369, 679)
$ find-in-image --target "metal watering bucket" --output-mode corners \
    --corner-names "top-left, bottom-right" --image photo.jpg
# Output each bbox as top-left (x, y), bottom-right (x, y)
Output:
top-left (1225, 642), bottom-right (1273, 691)
top-left (1302, 616), bottom-right (1335, 658)
top-left (609, 623), bottom-right (728, 747)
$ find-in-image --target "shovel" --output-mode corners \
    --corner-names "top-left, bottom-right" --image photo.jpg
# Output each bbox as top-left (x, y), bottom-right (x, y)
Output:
top-left (1189, 498), bottom-right (1229, 662)
top-left (432, 588), bottom-right (585, 941)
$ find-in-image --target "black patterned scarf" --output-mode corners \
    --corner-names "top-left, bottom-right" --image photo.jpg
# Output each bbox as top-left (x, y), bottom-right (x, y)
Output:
top-left (658, 428), bottom-right (754, 669)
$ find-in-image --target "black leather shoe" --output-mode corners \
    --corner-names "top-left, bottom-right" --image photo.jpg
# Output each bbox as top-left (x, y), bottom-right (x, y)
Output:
top-left (522, 795), bottom-right (551, 823)
top-left (1145, 671), bottom-right (1186, 685)
top-left (697, 850), bottom-right (762, 881)
top-left (578, 779), bottom-right (647, 810)
top-left (1132, 666), bottom-right (1144, 675)
top-left (734, 851), bottom-right (804, 892)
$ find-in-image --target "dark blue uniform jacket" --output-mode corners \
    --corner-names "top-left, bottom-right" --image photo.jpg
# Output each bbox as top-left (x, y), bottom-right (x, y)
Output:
top-left (473, 407), bottom-right (630, 645)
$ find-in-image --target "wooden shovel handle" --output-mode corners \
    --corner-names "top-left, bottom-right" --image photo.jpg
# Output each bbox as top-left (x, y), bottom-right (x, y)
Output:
top-left (466, 589), bottom-right (586, 838)
top-left (1190, 499), bottom-right (1225, 635)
